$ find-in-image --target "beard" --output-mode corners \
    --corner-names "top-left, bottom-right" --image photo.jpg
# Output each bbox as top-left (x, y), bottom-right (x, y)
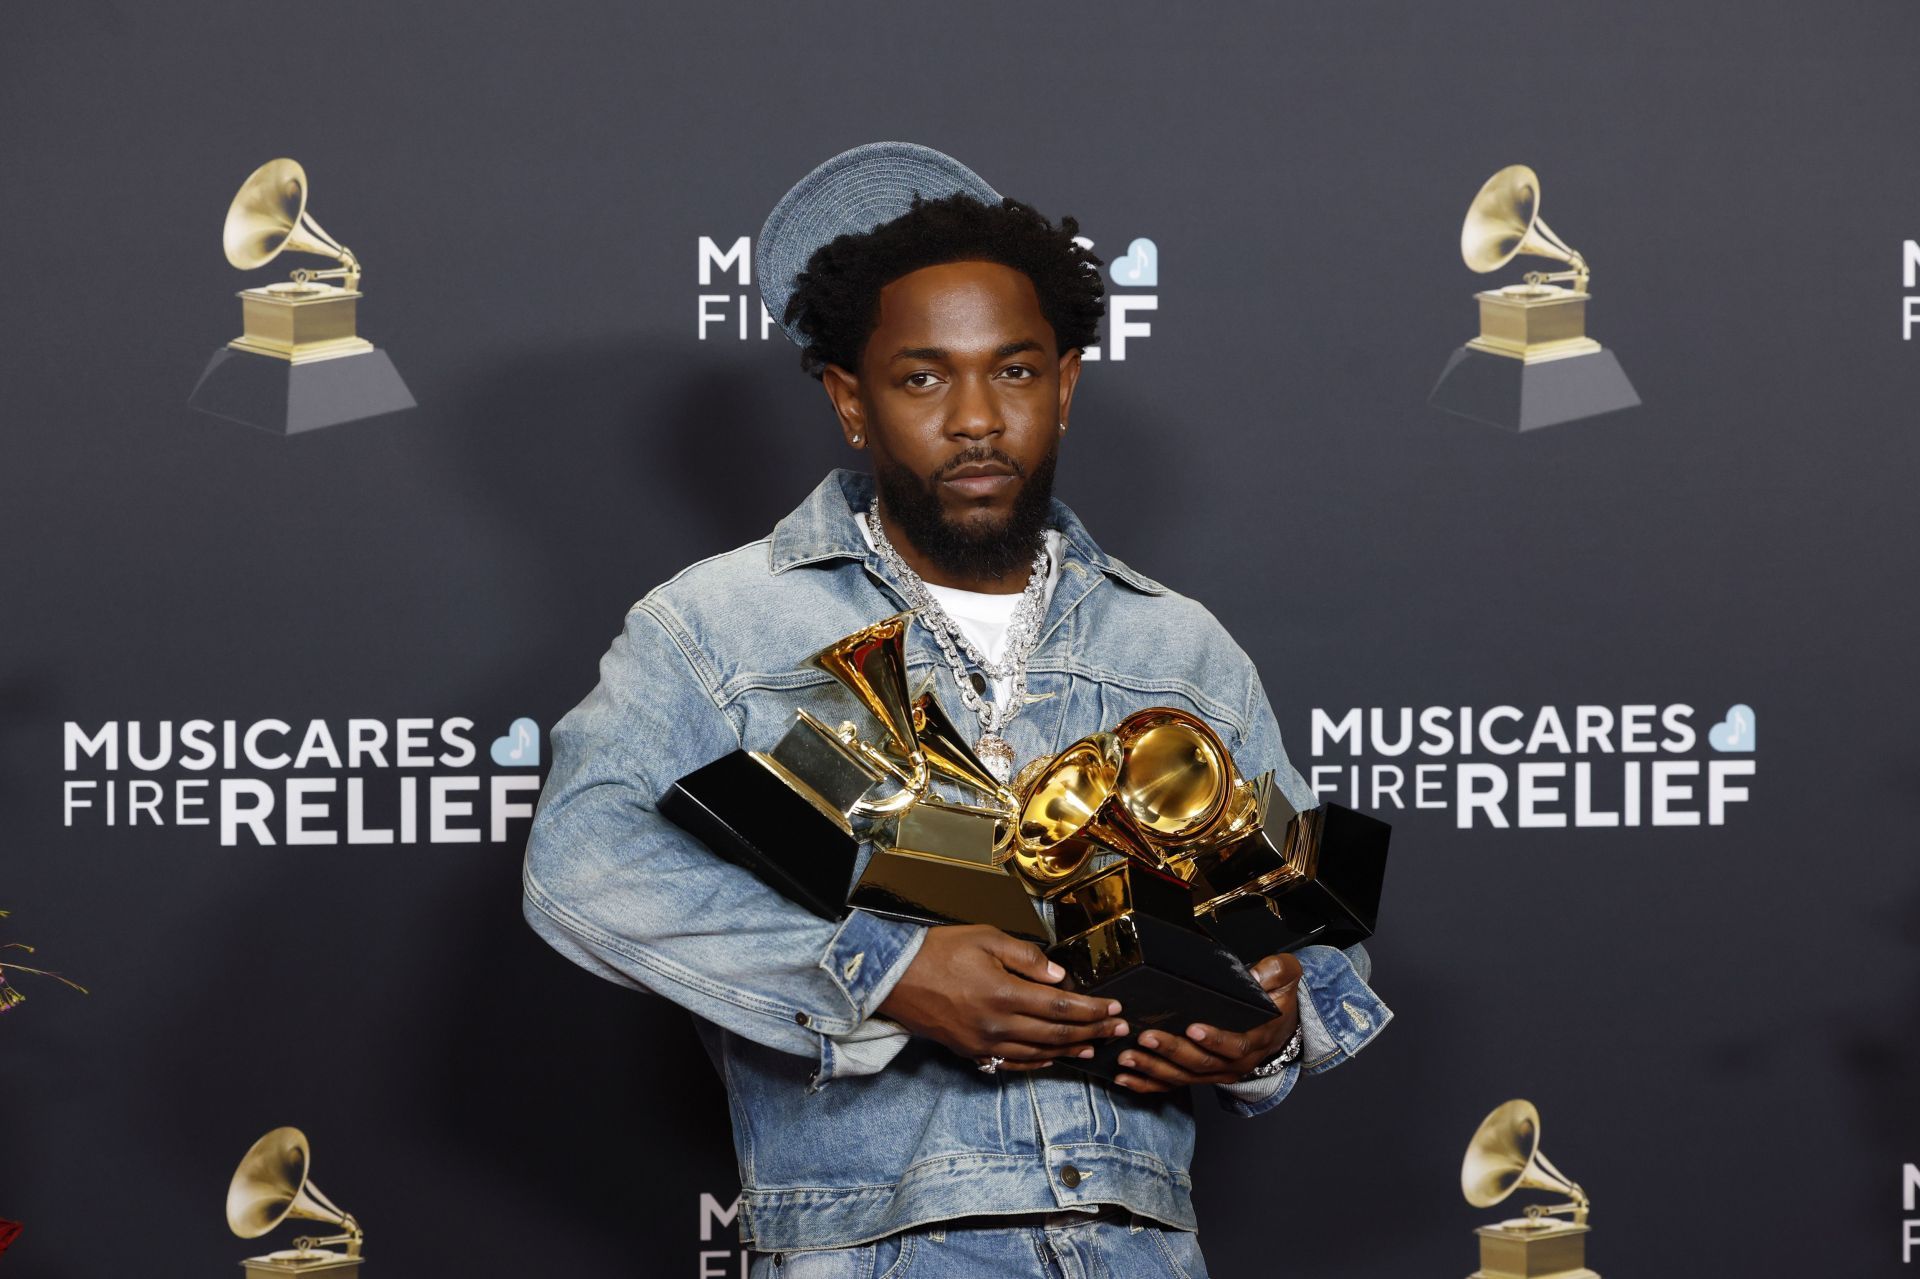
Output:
top-left (873, 442), bottom-right (1057, 582)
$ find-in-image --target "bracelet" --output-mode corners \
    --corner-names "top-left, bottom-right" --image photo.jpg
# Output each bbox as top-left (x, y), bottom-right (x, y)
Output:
top-left (1242, 1023), bottom-right (1304, 1080)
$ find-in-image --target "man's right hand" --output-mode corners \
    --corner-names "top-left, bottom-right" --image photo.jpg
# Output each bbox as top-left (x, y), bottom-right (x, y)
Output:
top-left (876, 924), bottom-right (1128, 1071)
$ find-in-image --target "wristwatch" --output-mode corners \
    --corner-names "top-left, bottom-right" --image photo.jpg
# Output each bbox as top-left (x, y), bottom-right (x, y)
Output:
top-left (1240, 1023), bottom-right (1304, 1081)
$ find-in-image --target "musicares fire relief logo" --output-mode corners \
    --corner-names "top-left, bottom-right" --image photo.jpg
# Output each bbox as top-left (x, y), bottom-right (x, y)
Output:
top-left (1905, 1163), bottom-right (1920, 1263)
top-left (1902, 241), bottom-right (1920, 338)
top-left (61, 716), bottom-right (544, 847)
top-left (1305, 702), bottom-right (1757, 829)
top-left (696, 234), bottom-right (1160, 361)
top-left (699, 1193), bottom-right (746, 1278)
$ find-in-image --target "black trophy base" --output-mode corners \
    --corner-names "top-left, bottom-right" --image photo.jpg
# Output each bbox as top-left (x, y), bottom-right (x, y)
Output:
top-left (849, 850), bottom-right (1048, 944)
top-left (660, 750), bottom-right (856, 920)
top-left (188, 346), bottom-right (416, 434)
top-left (1428, 344), bottom-right (1639, 432)
top-left (1053, 893), bottom-right (1277, 1084)
top-left (1197, 803), bottom-right (1391, 964)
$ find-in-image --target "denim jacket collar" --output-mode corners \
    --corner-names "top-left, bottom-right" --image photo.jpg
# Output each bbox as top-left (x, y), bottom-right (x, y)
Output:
top-left (767, 468), bottom-right (1170, 599)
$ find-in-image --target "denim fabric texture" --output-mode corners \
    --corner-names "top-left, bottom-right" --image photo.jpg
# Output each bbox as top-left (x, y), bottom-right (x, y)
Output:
top-left (522, 469), bottom-right (1393, 1250)
top-left (748, 1207), bottom-right (1212, 1278)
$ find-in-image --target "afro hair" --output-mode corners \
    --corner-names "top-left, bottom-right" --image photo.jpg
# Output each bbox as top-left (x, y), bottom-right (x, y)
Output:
top-left (781, 191), bottom-right (1106, 380)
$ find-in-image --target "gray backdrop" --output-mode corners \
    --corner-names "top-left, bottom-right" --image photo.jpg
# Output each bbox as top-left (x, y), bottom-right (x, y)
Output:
top-left (4, 2), bottom-right (1917, 1276)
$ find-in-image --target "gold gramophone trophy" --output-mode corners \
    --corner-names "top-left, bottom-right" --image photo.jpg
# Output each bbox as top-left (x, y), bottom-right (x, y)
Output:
top-left (1009, 707), bottom-right (1392, 1080)
top-left (226, 1127), bottom-right (363, 1278)
top-left (1428, 165), bottom-right (1639, 431)
top-left (1461, 1100), bottom-right (1598, 1279)
top-left (188, 158), bottom-right (415, 434)
top-left (660, 613), bottom-right (1045, 941)
top-left (851, 680), bottom-right (1050, 940)
top-left (1008, 712), bottom-right (1289, 1082)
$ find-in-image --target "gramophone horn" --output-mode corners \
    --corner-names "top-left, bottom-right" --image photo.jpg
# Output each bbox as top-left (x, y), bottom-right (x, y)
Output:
top-left (1460, 164), bottom-right (1586, 279)
top-left (906, 680), bottom-right (1017, 808)
top-left (222, 158), bottom-right (359, 279)
top-left (226, 1126), bottom-right (358, 1240)
top-left (804, 612), bottom-right (921, 763)
top-left (1012, 732), bottom-right (1157, 891)
top-left (1112, 708), bottom-right (1235, 849)
top-left (1461, 1099), bottom-right (1588, 1214)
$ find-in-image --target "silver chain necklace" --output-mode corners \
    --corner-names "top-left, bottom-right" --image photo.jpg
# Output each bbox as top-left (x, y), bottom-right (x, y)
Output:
top-left (865, 504), bottom-right (1051, 782)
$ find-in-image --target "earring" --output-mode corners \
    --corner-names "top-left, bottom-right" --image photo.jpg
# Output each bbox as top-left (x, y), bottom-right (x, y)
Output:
top-left (1058, 421), bottom-right (1068, 433)
top-left (851, 433), bottom-right (863, 444)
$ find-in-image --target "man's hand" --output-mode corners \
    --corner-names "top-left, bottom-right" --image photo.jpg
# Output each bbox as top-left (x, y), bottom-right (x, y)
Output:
top-left (1112, 952), bottom-right (1303, 1093)
top-left (877, 924), bottom-right (1128, 1071)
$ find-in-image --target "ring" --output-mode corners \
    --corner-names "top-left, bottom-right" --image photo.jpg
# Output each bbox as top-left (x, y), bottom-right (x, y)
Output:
top-left (977, 1056), bottom-right (1004, 1074)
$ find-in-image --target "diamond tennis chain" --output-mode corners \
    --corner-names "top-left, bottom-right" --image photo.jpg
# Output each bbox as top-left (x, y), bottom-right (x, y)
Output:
top-left (865, 504), bottom-right (1050, 781)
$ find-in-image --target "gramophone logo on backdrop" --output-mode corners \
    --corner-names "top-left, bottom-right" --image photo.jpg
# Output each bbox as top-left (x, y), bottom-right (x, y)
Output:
top-left (187, 157), bottom-right (416, 436)
top-left (59, 716), bottom-right (544, 847)
top-left (1305, 702), bottom-right (1756, 830)
top-left (1429, 165), bottom-right (1639, 432)
top-left (227, 1127), bottom-right (363, 1278)
top-left (696, 233), bottom-right (1160, 360)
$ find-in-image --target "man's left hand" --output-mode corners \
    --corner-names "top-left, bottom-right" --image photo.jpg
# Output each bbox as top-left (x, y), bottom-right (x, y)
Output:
top-left (1112, 952), bottom-right (1303, 1092)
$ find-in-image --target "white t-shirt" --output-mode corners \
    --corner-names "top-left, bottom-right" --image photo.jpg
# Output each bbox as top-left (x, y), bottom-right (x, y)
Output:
top-left (856, 511), bottom-right (1062, 714)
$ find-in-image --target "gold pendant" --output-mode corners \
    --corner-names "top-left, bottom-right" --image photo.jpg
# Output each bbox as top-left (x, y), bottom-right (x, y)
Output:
top-left (975, 733), bottom-right (1016, 783)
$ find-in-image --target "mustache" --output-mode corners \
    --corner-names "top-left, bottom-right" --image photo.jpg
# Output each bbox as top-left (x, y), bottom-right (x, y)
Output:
top-left (930, 446), bottom-right (1025, 483)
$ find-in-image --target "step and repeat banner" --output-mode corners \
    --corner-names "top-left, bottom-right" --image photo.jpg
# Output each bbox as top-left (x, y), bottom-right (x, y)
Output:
top-left (4, 3), bottom-right (1918, 1276)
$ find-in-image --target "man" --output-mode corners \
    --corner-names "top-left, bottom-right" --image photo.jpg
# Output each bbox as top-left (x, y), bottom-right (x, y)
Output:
top-left (522, 141), bottom-right (1391, 1278)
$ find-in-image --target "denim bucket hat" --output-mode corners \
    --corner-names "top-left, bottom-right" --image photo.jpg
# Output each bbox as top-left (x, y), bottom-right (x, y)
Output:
top-left (756, 141), bottom-right (1001, 349)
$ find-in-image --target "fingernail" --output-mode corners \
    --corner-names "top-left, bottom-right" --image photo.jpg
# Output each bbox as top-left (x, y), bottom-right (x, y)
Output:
top-left (1107, 1000), bottom-right (1123, 1016)
top-left (1111, 1020), bottom-right (1129, 1037)
top-left (1119, 1053), bottom-right (1136, 1067)
top-left (1077, 1046), bottom-right (1095, 1058)
top-left (1188, 1025), bottom-right (1207, 1042)
top-left (1046, 962), bottom-right (1065, 981)
top-left (1138, 1033), bottom-right (1157, 1049)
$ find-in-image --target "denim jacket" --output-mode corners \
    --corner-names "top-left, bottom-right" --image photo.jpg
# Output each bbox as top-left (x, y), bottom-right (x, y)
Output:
top-left (521, 469), bottom-right (1393, 1251)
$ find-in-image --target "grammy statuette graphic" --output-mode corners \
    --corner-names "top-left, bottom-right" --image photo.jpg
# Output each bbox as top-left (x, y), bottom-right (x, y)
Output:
top-left (226, 1127), bottom-right (365, 1278)
top-left (1428, 165), bottom-right (1640, 432)
top-left (1460, 1100), bottom-right (1599, 1279)
top-left (187, 158), bottom-right (416, 434)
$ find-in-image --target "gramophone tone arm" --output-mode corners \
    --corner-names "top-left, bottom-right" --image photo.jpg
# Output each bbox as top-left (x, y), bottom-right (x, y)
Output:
top-left (843, 734), bottom-right (930, 817)
top-left (290, 1213), bottom-right (363, 1254)
top-left (1521, 251), bottom-right (1590, 292)
top-left (1521, 1196), bottom-right (1591, 1226)
top-left (288, 245), bottom-right (363, 291)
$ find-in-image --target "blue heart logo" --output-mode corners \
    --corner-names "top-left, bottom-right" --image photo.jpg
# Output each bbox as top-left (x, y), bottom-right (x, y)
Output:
top-left (1707, 704), bottom-right (1755, 752)
top-left (491, 717), bottom-right (542, 767)
top-left (1110, 238), bottom-right (1158, 288)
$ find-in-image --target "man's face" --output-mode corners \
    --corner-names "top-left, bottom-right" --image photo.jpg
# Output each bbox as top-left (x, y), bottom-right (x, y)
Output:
top-left (822, 259), bottom-right (1082, 582)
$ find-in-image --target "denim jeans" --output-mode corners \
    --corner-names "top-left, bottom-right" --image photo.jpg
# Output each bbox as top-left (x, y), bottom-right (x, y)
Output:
top-left (750, 1208), bottom-right (1209, 1279)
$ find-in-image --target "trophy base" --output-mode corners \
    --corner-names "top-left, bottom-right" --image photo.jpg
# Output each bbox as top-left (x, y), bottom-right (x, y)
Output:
top-left (188, 346), bottom-right (416, 435)
top-left (849, 847), bottom-right (1048, 944)
top-left (1052, 870), bottom-right (1278, 1083)
top-left (241, 1250), bottom-right (362, 1278)
top-left (1202, 891), bottom-right (1340, 960)
top-left (1195, 803), bottom-right (1390, 963)
top-left (1470, 1221), bottom-right (1596, 1279)
top-left (660, 749), bottom-right (858, 920)
top-left (1428, 344), bottom-right (1638, 432)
